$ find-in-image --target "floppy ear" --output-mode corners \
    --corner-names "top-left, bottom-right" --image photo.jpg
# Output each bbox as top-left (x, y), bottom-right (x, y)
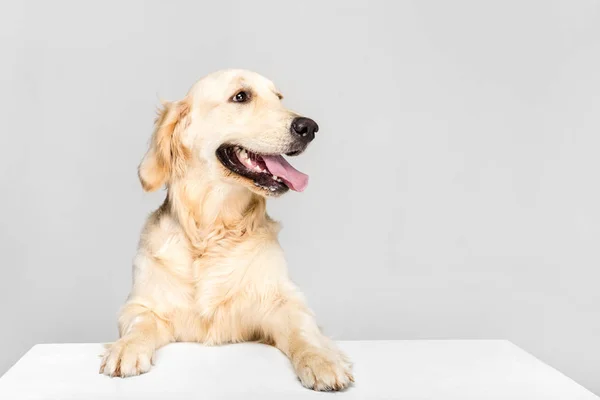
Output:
top-left (138, 100), bottom-right (191, 192)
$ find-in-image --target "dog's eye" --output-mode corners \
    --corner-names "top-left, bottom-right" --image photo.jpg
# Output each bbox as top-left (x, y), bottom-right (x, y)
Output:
top-left (232, 91), bottom-right (250, 103)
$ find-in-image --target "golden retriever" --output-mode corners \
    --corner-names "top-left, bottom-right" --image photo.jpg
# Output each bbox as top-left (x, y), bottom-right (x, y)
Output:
top-left (99, 69), bottom-right (353, 391)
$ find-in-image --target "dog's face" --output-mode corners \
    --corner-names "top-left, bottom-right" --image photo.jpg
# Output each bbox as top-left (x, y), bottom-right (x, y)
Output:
top-left (138, 69), bottom-right (318, 197)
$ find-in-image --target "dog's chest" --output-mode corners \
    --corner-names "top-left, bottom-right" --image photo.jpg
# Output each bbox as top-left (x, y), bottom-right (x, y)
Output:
top-left (191, 242), bottom-right (254, 315)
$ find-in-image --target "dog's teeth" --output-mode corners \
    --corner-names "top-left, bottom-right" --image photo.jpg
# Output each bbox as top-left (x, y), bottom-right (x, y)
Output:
top-left (272, 175), bottom-right (278, 180)
top-left (270, 187), bottom-right (276, 191)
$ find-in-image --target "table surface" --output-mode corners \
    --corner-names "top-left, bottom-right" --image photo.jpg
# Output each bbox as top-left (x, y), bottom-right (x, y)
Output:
top-left (0, 340), bottom-right (596, 400)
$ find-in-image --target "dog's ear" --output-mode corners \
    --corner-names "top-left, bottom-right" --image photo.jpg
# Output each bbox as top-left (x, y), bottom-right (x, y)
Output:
top-left (138, 100), bottom-right (191, 192)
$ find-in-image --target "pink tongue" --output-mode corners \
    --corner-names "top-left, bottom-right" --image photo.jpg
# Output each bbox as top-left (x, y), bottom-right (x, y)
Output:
top-left (262, 155), bottom-right (309, 192)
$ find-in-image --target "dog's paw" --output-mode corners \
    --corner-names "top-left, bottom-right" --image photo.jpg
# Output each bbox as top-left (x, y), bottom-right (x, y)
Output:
top-left (99, 338), bottom-right (154, 377)
top-left (294, 349), bottom-right (354, 391)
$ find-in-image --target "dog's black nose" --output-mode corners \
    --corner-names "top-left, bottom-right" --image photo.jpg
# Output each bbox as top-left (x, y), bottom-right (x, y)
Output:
top-left (291, 117), bottom-right (319, 142)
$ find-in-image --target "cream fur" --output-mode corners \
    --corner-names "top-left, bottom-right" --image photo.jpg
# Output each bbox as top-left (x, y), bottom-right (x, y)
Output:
top-left (99, 69), bottom-right (353, 391)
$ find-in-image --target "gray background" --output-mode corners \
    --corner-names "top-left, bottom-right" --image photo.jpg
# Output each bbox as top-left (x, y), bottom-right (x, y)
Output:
top-left (1, 0), bottom-right (598, 395)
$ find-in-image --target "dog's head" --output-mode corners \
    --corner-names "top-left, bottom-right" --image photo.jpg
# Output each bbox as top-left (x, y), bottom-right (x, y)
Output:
top-left (138, 69), bottom-right (318, 197)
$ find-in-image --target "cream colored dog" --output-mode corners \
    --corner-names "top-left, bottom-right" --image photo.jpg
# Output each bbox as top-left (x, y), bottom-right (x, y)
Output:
top-left (99, 69), bottom-right (353, 391)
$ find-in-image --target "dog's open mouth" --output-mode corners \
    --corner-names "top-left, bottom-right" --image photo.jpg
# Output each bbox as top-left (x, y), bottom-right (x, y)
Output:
top-left (216, 145), bottom-right (309, 194)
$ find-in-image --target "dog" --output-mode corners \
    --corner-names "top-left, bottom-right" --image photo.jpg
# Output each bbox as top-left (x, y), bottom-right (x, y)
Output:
top-left (99, 69), bottom-right (353, 391)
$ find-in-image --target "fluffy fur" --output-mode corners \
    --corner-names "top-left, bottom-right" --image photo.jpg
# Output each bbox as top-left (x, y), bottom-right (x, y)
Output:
top-left (99, 69), bottom-right (353, 391)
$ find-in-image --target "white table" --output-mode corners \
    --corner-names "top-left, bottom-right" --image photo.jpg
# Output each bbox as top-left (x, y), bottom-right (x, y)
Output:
top-left (0, 340), bottom-right (596, 400)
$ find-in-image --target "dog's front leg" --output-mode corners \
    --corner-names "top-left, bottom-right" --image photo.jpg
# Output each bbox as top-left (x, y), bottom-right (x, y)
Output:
top-left (100, 303), bottom-right (172, 377)
top-left (261, 294), bottom-right (354, 391)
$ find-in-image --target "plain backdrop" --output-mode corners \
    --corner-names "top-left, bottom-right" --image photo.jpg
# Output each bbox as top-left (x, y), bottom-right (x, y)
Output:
top-left (1, 0), bottom-right (598, 395)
